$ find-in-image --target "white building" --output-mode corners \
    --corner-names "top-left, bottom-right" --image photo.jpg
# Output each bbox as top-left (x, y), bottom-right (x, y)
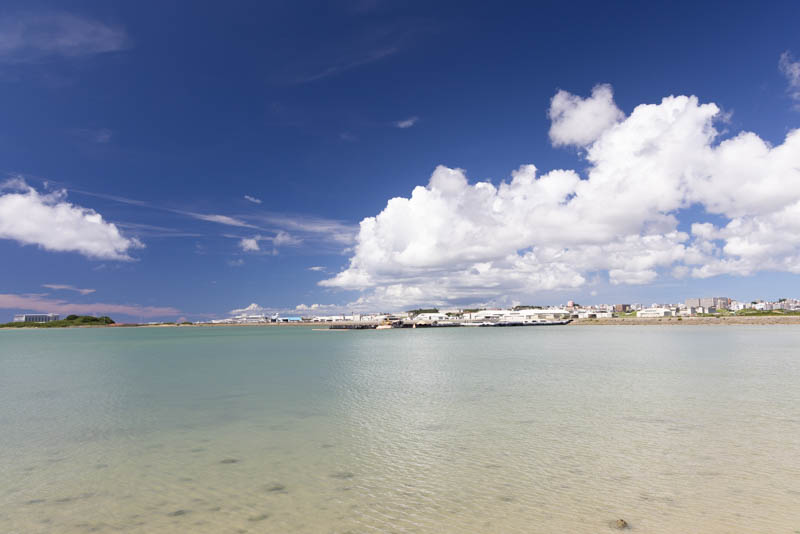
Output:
top-left (350, 314), bottom-right (388, 322)
top-left (231, 313), bottom-right (269, 323)
top-left (500, 308), bottom-right (573, 322)
top-left (311, 315), bottom-right (345, 322)
top-left (413, 312), bottom-right (451, 323)
top-left (576, 310), bottom-right (613, 319)
top-left (464, 309), bottom-right (506, 321)
top-left (637, 308), bottom-right (674, 318)
top-left (522, 308), bottom-right (572, 320)
top-left (13, 313), bottom-right (60, 323)
top-left (463, 308), bottom-right (572, 322)
top-left (729, 300), bottom-right (750, 312)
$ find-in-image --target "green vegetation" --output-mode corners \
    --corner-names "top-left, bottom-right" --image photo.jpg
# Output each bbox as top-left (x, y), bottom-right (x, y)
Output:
top-left (407, 308), bottom-right (439, 315)
top-left (690, 309), bottom-right (800, 318)
top-left (697, 310), bottom-right (732, 317)
top-left (734, 309), bottom-right (800, 316)
top-left (0, 315), bottom-right (115, 328)
top-left (512, 305), bottom-right (543, 310)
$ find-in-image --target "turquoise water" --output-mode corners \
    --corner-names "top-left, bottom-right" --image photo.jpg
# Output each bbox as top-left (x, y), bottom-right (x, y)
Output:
top-left (1, 325), bottom-right (799, 533)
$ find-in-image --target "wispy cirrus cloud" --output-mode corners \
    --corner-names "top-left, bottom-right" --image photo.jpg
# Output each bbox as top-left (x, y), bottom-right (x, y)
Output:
top-left (273, 230), bottom-right (301, 246)
top-left (394, 116), bottom-right (418, 129)
top-left (115, 222), bottom-right (204, 239)
top-left (251, 213), bottom-right (357, 245)
top-left (780, 51), bottom-right (800, 107)
top-left (67, 185), bottom-right (357, 250)
top-left (42, 283), bottom-right (95, 295)
top-left (0, 293), bottom-right (179, 319)
top-left (71, 127), bottom-right (112, 143)
top-left (243, 195), bottom-right (262, 204)
top-left (186, 212), bottom-right (258, 229)
top-left (71, 188), bottom-right (262, 229)
top-left (67, 188), bottom-right (261, 230)
top-left (284, 19), bottom-right (433, 86)
top-left (0, 11), bottom-right (129, 64)
top-left (293, 46), bottom-right (399, 84)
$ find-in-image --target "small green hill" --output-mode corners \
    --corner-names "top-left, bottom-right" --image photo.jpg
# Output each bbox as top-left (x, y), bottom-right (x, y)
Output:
top-left (0, 315), bottom-right (116, 328)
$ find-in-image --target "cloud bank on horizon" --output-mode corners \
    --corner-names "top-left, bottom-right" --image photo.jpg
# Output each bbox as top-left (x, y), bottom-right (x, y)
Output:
top-left (0, 293), bottom-right (179, 318)
top-left (321, 85), bottom-right (800, 309)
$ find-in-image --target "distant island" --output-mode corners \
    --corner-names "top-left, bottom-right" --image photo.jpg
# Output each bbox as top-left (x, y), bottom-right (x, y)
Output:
top-left (0, 315), bottom-right (115, 328)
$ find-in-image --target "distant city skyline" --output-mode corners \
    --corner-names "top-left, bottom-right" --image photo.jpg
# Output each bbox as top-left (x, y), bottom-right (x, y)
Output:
top-left (1, 1), bottom-right (800, 322)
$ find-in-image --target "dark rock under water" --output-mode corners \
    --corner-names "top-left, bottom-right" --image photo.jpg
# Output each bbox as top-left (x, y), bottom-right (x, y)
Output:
top-left (167, 510), bottom-right (190, 517)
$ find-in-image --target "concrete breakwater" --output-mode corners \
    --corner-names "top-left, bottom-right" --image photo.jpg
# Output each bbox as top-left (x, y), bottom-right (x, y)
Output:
top-left (569, 315), bottom-right (800, 326)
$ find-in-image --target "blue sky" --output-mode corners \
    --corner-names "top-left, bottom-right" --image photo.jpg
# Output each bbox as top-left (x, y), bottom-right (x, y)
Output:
top-left (1, 1), bottom-right (799, 321)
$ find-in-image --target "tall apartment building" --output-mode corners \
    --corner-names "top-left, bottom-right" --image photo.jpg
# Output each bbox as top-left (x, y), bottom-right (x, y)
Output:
top-left (685, 297), bottom-right (730, 310)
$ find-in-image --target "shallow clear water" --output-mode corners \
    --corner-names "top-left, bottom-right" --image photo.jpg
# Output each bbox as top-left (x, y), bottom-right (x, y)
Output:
top-left (1, 325), bottom-right (799, 533)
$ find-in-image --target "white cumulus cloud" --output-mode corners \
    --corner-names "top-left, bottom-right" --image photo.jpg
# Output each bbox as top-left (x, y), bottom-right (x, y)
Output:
top-left (323, 86), bottom-right (800, 309)
top-left (239, 236), bottom-right (261, 252)
top-left (548, 84), bottom-right (624, 147)
top-left (237, 231), bottom-right (300, 253)
top-left (0, 178), bottom-right (142, 260)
